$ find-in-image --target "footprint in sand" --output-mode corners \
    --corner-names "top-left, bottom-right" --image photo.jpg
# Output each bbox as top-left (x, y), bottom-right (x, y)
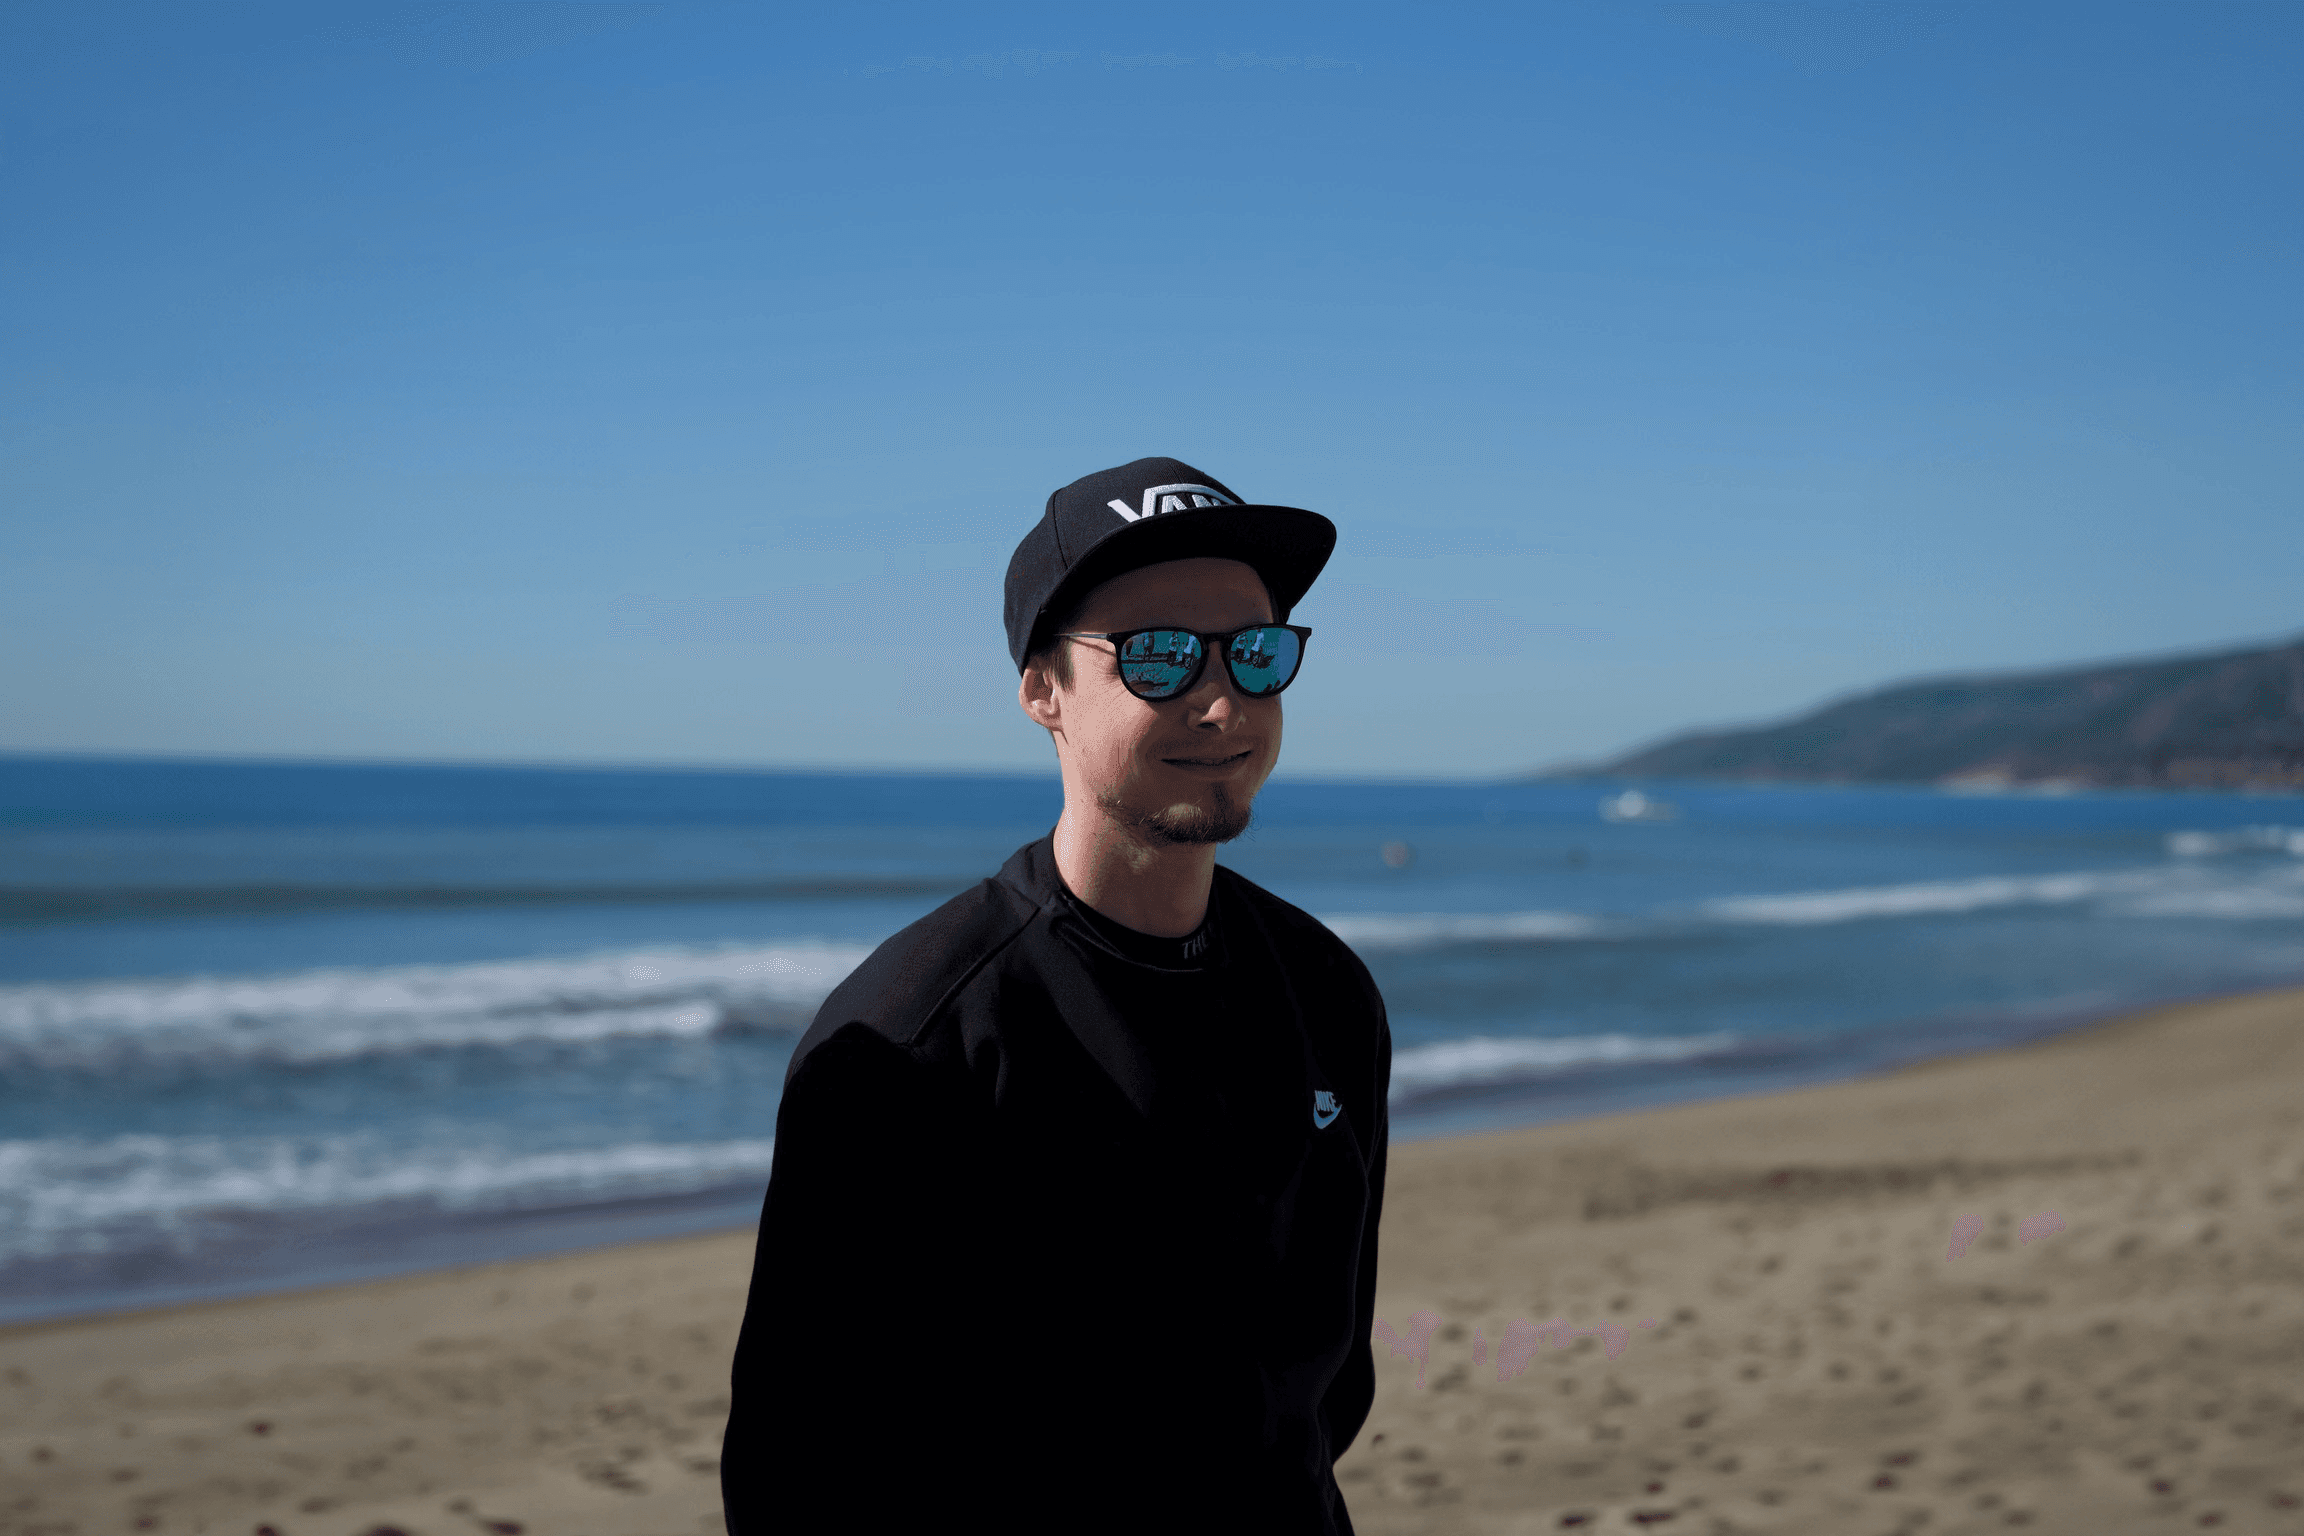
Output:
top-left (1949, 1210), bottom-right (2064, 1257)
top-left (1372, 1310), bottom-right (1441, 1388)
top-left (2017, 1210), bottom-right (2065, 1244)
top-left (1398, 1314), bottom-right (1647, 1388)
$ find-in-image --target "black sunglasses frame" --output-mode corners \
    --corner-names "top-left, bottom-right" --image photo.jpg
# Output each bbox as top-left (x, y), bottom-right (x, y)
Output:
top-left (1054, 624), bottom-right (1314, 702)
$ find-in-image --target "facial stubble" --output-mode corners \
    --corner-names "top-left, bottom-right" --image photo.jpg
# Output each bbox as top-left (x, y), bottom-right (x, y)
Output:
top-left (1097, 781), bottom-right (1254, 846)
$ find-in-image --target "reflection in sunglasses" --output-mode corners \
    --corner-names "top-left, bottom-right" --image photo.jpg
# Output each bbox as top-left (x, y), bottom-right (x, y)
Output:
top-left (1086, 625), bottom-right (1307, 699)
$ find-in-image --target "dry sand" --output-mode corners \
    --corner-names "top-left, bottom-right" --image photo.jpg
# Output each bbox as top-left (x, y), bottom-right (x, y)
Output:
top-left (6, 985), bottom-right (2303, 1536)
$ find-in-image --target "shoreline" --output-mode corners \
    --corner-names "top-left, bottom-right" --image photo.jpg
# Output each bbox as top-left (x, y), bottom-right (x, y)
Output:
top-left (6, 982), bottom-right (2303, 1534)
top-left (8, 974), bottom-right (2285, 1332)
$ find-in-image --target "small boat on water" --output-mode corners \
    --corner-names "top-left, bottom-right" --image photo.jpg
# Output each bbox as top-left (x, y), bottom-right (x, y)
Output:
top-left (1599, 788), bottom-right (1679, 823)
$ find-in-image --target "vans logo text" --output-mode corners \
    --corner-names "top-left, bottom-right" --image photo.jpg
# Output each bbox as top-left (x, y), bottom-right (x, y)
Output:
top-left (1107, 484), bottom-right (1238, 523)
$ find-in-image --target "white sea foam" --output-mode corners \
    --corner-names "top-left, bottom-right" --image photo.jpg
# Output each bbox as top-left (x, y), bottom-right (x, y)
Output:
top-left (1316, 911), bottom-right (1609, 950)
top-left (0, 942), bottom-right (871, 1068)
top-left (1326, 851), bottom-right (2304, 950)
top-left (1388, 1032), bottom-right (1740, 1099)
top-left (2113, 862), bottom-right (2304, 920)
top-left (9, 846), bottom-right (2296, 1073)
top-left (1701, 871), bottom-right (2127, 925)
top-left (1707, 858), bottom-right (2304, 928)
top-left (0, 1133), bottom-right (780, 1263)
top-left (2166, 825), bottom-right (2304, 858)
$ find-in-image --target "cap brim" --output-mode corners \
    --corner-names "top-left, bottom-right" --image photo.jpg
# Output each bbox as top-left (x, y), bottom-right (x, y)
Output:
top-left (1031, 504), bottom-right (1337, 660)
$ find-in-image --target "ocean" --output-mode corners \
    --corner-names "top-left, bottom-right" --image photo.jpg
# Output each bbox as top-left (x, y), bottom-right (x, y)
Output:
top-left (4, 754), bottom-right (2301, 1325)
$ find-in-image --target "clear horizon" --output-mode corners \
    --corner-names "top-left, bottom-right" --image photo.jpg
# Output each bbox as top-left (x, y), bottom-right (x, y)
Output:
top-left (4, 3), bottom-right (2298, 777)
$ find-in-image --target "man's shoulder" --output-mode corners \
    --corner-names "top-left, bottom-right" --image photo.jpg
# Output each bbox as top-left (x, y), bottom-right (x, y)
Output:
top-left (788, 872), bottom-right (1042, 1080)
top-left (1216, 862), bottom-right (1347, 952)
top-left (1215, 864), bottom-right (1380, 992)
top-left (1216, 865), bottom-right (1390, 1109)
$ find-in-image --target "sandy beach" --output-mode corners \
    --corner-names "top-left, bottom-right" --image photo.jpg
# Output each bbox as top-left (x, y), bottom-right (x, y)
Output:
top-left (6, 984), bottom-right (2302, 1536)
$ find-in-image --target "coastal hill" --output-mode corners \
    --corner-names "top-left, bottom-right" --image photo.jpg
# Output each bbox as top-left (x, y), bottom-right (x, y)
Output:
top-left (1566, 635), bottom-right (2304, 790)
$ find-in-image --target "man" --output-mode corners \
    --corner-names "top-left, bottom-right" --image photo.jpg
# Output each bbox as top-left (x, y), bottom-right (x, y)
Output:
top-left (721, 457), bottom-right (1392, 1534)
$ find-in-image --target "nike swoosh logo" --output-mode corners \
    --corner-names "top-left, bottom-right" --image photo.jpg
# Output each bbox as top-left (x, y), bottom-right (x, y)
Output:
top-left (1312, 1090), bottom-right (1341, 1130)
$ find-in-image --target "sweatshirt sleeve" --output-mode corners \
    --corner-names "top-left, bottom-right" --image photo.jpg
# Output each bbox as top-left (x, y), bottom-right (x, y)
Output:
top-left (1320, 973), bottom-right (1392, 1462)
top-left (720, 1021), bottom-right (988, 1534)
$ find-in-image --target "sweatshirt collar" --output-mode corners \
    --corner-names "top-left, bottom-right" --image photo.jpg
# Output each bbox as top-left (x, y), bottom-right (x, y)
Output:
top-left (993, 837), bottom-right (1337, 1165)
top-left (998, 835), bottom-right (1228, 971)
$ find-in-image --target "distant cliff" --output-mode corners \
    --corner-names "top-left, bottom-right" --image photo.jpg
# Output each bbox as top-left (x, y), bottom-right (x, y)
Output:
top-left (1575, 636), bottom-right (2304, 790)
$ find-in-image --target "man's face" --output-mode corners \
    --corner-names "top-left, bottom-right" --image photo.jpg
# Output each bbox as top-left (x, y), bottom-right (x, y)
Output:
top-left (1029, 556), bottom-right (1282, 846)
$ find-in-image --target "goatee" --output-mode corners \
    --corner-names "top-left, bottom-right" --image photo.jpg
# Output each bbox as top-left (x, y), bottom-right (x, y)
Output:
top-left (1100, 784), bottom-right (1253, 846)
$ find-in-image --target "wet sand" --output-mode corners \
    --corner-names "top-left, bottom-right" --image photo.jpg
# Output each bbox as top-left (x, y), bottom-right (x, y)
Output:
top-left (6, 985), bottom-right (2303, 1535)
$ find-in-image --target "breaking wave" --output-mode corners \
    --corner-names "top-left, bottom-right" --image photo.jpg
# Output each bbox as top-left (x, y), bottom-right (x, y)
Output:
top-left (13, 840), bottom-right (2299, 1075)
top-left (1323, 839), bottom-right (2304, 952)
top-left (1388, 1031), bottom-right (1742, 1102)
top-left (1702, 855), bottom-right (2304, 928)
top-left (2166, 825), bottom-right (2304, 858)
top-left (1700, 871), bottom-right (2127, 925)
top-left (0, 942), bottom-right (871, 1070)
top-left (0, 1132), bottom-right (781, 1264)
top-left (1314, 910), bottom-right (1610, 950)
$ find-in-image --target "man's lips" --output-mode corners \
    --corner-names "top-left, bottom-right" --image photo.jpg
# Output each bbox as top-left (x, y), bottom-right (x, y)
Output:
top-left (1160, 748), bottom-right (1256, 769)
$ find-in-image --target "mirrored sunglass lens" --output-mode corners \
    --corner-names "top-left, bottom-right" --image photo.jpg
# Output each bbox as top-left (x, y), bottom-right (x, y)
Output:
top-left (1226, 627), bottom-right (1302, 695)
top-left (1117, 630), bottom-right (1202, 697)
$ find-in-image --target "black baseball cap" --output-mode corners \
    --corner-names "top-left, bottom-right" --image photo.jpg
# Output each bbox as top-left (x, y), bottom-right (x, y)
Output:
top-left (1002, 456), bottom-right (1337, 672)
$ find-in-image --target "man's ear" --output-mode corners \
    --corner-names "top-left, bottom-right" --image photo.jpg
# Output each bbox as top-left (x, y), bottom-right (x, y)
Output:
top-left (1019, 659), bottom-right (1062, 735)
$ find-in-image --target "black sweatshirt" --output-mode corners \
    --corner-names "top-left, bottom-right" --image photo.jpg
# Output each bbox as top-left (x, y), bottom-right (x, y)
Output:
top-left (721, 836), bottom-right (1391, 1534)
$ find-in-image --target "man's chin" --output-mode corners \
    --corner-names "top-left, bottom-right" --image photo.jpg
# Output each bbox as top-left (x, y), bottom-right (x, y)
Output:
top-left (1103, 785), bottom-right (1254, 846)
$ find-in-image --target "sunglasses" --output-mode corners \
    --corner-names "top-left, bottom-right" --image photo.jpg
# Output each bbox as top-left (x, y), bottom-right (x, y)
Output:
top-left (1055, 624), bottom-right (1313, 702)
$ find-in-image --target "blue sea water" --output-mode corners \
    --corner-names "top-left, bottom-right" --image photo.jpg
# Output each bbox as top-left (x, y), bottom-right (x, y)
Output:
top-left (3, 754), bottom-right (2302, 1324)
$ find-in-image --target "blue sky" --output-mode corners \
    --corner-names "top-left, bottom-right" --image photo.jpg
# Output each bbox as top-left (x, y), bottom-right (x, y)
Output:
top-left (3, 1), bottom-right (2298, 778)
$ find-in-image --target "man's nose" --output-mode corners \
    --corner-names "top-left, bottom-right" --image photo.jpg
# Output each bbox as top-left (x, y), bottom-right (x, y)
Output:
top-left (1183, 657), bottom-right (1241, 719)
